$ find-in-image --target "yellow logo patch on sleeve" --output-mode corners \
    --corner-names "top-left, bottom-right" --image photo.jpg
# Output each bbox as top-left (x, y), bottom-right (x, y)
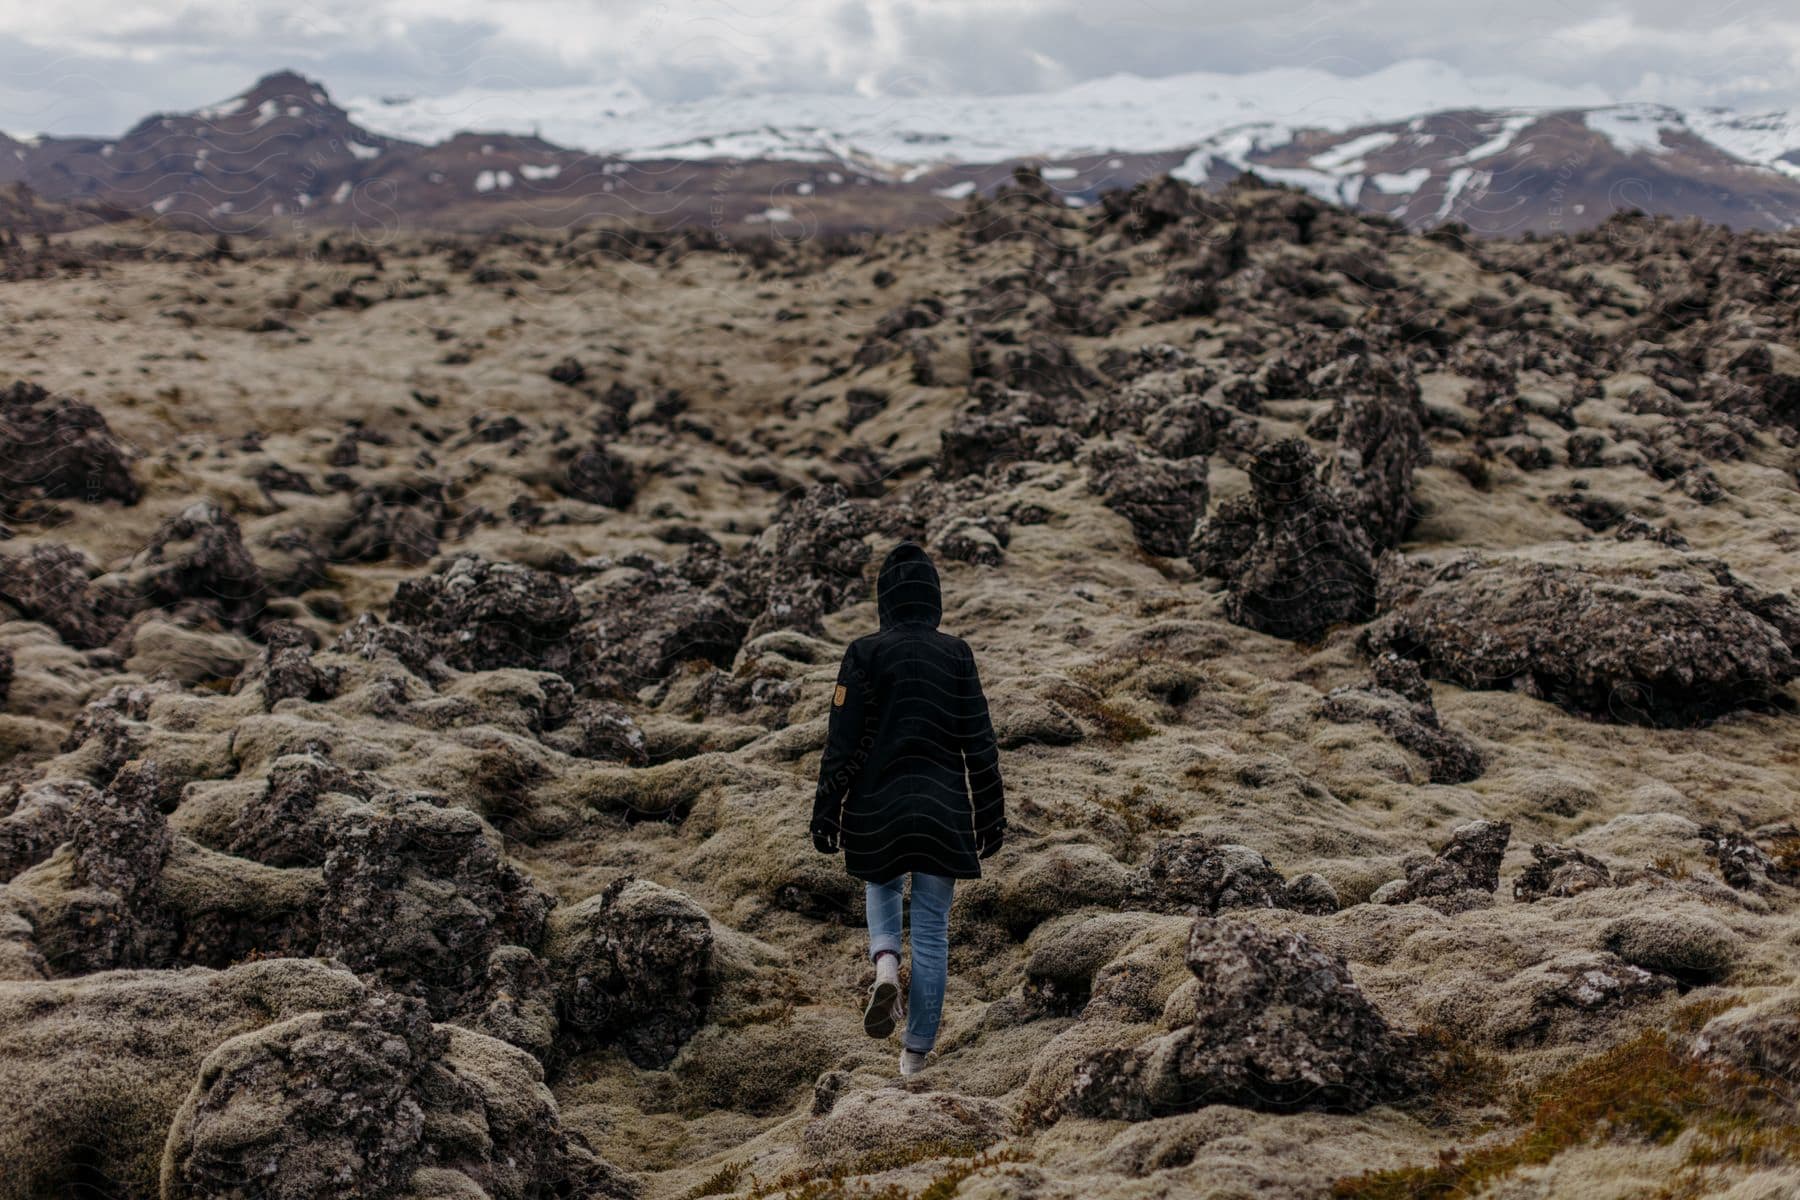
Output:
top-left (833, 684), bottom-right (847, 706)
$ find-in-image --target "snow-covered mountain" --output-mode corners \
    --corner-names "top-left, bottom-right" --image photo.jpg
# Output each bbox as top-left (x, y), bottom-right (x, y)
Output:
top-left (6, 64), bottom-right (1800, 236)
top-left (345, 61), bottom-right (1614, 166)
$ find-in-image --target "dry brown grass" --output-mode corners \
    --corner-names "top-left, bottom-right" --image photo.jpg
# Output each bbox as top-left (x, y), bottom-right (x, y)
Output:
top-left (1333, 1002), bottom-right (1788, 1200)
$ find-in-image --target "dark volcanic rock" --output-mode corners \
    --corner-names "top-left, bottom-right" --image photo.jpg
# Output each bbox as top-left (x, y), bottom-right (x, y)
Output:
top-left (736, 483), bottom-right (871, 639)
top-left (69, 759), bottom-right (172, 903)
top-left (389, 554), bottom-right (583, 676)
top-left (46, 760), bottom-right (178, 971)
top-left (1321, 363), bottom-right (1428, 548)
top-left (1189, 438), bottom-right (1376, 643)
top-left (1698, 824), bottom-right (1799, 893)
top-left (1362, 553), bottom-right (1800, 725)
top-left (871, 477), bottom-right (1011, 567)
top-left (931, 514), bottom-right (1008, 566)
top-left (1320, 655), bottom-right (1484, 783)
top-left (122, 502), bottom-right (267, 629)
top-left (234, 621), bottom-right (340, 710)
top-left (940, 386), bottom-right (1089, 479)
top-left (1550, 490), bottom-right (1628, 532)
top-left (854, 299), bottom-right (945, 369)
top-left (1514, 843), bottom-right (1613, 902)
top-left (20, 758), bottom-right (328, 976)
top-left (0, 780), bottom-right (91, 882)
top-left (1127, 835), bottom-right (1337, 916)
top-left (544, 877), bottom-right (713, 1069)
top-left (548, 355), bottom-right (588, 387)
top-left (254, 460), bottom-right (315, 496)
top-left (0, 542), bottom-right (131, 648)
top-left (962, 167), bottom-right (1078, 245)
top-left (462, 941), bottom-right (562, 1063)
top-left (1497, 951), bottom-right (1677, 1048)
top-left (559, 441), bottom-right (637, 509)
top-left (1373, 819), bottom-right (1511, 907)
top-left (225, 752), bottom-right (378, 868)
top-left (161, 990), bottom-right (633, 1200)
top-left (317, 798), bottom-right (555, 1018)
top-left (1086, 444), bottom-right (1209, 558)
top-left (163, 993), bottom-right (438, 1200)
top-left (540, 698), bottom-right (649, 765)
top-left (585, 552), bottom-right (749, 692)
top-left (1062, 918), bottom-right (1422, 1117)
top-left (58, 682), bottom-right (166, 785)
top-left (331, 611), bottom-right (445, 679)
top-left (0, 379), bottom-right (138, 509)
top-left (327, 482), bottom-right (446, 565)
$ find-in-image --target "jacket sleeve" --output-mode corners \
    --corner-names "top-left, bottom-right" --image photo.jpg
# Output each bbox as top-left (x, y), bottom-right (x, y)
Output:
top-left (813, 643), bottom-right (873, 837)
top-left (959, 643), bottom-right (1005, 840)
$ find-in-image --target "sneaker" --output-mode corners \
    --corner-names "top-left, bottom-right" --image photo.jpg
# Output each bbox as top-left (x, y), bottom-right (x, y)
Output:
top-left (899, 1048), bottom-right (928, 1076)
top-left (863, 957), bottom-right (902, 1038)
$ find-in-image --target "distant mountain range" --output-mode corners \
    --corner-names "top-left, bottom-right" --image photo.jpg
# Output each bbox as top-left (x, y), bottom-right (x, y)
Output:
top-left (4, 64), bottom-right (1800, 237)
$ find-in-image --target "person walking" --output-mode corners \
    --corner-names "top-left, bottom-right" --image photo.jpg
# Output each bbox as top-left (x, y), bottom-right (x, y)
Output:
top-left (811, 541), bottom-right (1006, 1077)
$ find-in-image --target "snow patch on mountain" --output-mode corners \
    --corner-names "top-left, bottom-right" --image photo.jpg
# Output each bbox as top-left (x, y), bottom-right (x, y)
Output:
top-left (1451, 113), bottom-right (1539, 164)
top-left (1586, 105), bottom-right (1677, 156)
top-left (1371, 168), bottom-right (1431, 193)
top-left (348, 80), bottom-right (652, 146)
top-left (1686, 108), bottom-right (1800, 180)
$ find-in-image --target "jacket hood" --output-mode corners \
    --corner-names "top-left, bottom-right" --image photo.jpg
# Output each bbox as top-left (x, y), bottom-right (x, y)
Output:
top-left (877, 541), bottom-right (942, 629)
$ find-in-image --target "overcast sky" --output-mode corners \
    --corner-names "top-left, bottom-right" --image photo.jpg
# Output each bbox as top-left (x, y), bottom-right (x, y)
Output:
top-left (2, 0), bottom-right (1798, 136)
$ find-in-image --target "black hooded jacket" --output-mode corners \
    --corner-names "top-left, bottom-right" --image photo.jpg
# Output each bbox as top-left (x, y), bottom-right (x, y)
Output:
top-left (812, 542), bottom-right (1006, 883)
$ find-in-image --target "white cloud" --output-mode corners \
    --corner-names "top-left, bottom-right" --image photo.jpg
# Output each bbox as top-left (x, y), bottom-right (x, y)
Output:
top-left (0, 0), bottom-right (1794, 136)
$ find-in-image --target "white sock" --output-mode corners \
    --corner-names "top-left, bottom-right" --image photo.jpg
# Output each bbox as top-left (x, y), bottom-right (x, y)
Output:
top-left (875, 954), bottom-right (899, 987)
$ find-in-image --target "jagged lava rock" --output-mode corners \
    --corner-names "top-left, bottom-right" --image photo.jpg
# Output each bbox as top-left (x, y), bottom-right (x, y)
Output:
top-left (1086, 443), bottom-right (1209, 558)
top-left (1189, 438), bottom-right (1376, 643)
top-left (1513, 843), bottom-right (1613, 902)
top-left (1127, 834), bottom-right (1336, 916)
top-left (118, 502), bottom-right (267, 630)
top-left (543, 877), bottom-right (713, 1069)
top-left (0, 779), bottom-right (91, 882)
top-left (1319, 660), bottom-right (1485, 784)
top-left (0, 379), bottom-right (138, 507)
top-left (317, 798), bottom-right (554, 1018)
top-left (1318, 355), bottom-right (1428, 549)
top-left (583, 551), bottom-right (748, 692)
top-left (389, 554), bottom-right (583, 676)
top-left (1062, 918), bottom-right (1422, 1117)
top-left (1362, 553), bottom-right (1800, 725)
top-left (160, 991), bottom-right (632, 1200)
top-left (232, 620), bottom-right (339, 710)
top-left (0, 543), bottom-right (131, 649)
top-left (735, 483), bottom-right (870, 639)
top-left (1372, 819), bottom-right (1511, 907)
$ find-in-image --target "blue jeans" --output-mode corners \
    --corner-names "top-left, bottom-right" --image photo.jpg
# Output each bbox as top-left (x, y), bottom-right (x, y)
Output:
top-left (865, 872), bottom-right (955, 1053)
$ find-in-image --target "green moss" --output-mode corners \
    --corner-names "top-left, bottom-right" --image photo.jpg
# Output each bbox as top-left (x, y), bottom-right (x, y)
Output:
top-left (741, 1145), bottom-right (1024, 1200)
top-left (712, 1000), bottom-right (796, 1029)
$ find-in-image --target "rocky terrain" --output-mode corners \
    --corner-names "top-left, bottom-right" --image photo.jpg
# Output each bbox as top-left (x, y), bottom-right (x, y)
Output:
top-left (2, 171), bottom-right (1800, 1199)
